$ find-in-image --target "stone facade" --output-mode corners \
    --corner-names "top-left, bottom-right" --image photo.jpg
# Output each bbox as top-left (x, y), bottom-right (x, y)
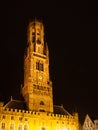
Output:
top-left (0, 19), bottom-right (79, 130)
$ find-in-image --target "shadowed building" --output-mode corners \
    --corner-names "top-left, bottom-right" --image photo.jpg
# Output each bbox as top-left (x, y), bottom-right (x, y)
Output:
top-left (0, 19), bottom-right (79, 130)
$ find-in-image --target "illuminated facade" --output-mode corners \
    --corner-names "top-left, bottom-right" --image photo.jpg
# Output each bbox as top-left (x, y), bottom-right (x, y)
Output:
top-left (0, 19), bottom-right (79, 130)
top-left (83, 114), bottom-right (98, 130)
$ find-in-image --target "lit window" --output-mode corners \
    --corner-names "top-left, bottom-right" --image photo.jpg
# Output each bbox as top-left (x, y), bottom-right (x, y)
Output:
top-left (11, 116), bottom-right (14, 120)
top-left (18, 125), bottom-right (22, 130)
top-left (24, 125), bottom-right (28, 130)
top-left (19, 117), bottom-right (22, 121)
top-left (10, 123), bottom-right (14, 130)
top-left (2, 115), bottom-right (5, 119)
top-left (40, 63), bottom-right (44, 71)
top-left (25, 118), bottom-right (28, 121)
top-left (2, 123), bottom-right (5, 129)
top-left (36, 62), bottom-right (39, 70)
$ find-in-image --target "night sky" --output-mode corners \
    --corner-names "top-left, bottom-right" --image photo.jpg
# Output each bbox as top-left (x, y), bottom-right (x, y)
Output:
top-left (1, 1), bottom-right (98, 124)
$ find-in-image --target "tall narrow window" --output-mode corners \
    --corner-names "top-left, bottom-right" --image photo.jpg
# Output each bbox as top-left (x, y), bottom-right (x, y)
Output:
top-left (18, 125), bottom-right (22, 130)
top-left (1, 123), bottom-right (5, 129)
top-left (40, 63), bottom-right (44, 71)
top-left (2, 115), bottom-right (5, 119)
top-left (10, 123), bottom-right (14, 130)
top-left (36, 62), bottom-right (39, 70)
top-left (32, 32), bottom-right (36, 43)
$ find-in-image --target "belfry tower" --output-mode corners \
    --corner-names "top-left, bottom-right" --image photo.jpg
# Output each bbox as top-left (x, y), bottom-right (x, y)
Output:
top-left (22, 19), bottom-right (53, 112)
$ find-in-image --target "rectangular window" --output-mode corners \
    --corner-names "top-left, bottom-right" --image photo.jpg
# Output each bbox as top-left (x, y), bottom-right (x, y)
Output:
top-left (36, 61), bottom-right (44, 71)
top-left (11, 116), bottom-right (14, 120)
top-left (36, 62), bottom-right (39, 70)
top-left (40, 63), bottom-right (44, 71)
top-left (2, 115), bottom-right (5, 119)
top-left (19, 117), bottom-right (22, 121)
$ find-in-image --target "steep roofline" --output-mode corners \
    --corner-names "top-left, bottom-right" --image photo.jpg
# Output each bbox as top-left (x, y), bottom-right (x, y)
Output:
top-left (4, 97), bottom-right (25, 108)
top-left (54, 104), bottom-right (72, 116)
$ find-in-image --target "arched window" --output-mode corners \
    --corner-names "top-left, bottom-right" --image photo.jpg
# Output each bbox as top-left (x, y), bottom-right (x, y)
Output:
top-left (40, 101), bottom-right (44, 105)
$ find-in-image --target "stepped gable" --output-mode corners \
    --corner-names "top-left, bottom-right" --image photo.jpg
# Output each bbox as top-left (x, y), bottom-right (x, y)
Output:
top-left (4, 98), bottom-right (27, 110)
top-left (53, 105), bottom-right (71, 115)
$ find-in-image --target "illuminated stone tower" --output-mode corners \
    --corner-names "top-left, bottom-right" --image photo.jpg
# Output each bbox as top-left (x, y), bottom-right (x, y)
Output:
top-left (22, 20), bottom-right (53, 112)
top-left (0, 19), bottom-right (79, 130)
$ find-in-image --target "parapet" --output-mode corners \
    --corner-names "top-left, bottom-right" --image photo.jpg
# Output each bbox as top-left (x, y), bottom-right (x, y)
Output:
top-left (1, 108), bottom-right (77, 122)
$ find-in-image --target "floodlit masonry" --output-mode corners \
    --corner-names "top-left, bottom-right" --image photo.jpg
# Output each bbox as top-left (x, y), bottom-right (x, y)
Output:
top-left (0, 19), bottom-right (79, 130)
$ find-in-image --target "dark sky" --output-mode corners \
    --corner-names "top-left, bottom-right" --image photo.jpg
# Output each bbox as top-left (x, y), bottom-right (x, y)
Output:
top-left (1, 1), bottom-right (98, 123)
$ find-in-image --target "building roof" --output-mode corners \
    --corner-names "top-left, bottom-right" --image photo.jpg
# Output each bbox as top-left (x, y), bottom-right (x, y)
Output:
top-left (4, 99), bottom-right (27, 110)
top-left (4, 98), bottom-right (71, 116)
top-left (53, 105), bottom-right (71, 115)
